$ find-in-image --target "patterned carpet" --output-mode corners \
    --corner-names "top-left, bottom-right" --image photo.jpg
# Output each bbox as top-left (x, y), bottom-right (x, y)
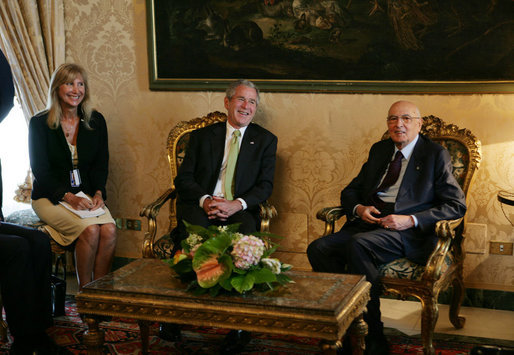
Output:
top-left (1, 297), bottom-right (512, 354)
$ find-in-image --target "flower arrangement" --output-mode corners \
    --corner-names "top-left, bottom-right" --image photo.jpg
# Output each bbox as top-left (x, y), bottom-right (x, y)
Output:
top-left (167, 222), bottom-right (293, 296)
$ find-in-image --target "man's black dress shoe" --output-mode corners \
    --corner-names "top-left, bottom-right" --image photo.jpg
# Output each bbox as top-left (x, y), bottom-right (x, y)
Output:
top-left (158, 322), bottom-right (182, 342)
top-left (219, 329), bottom-right (252, 354)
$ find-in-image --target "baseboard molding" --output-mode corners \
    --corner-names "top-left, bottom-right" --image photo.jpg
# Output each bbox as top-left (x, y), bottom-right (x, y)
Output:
top-left (112, 256), bottom-right (514, 312)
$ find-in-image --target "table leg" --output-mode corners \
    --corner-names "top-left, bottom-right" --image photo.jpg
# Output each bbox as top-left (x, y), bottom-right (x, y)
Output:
top-left (82, 316), bottom-right (104, 355)
top-left (138, 320), bottom-right (150, 354)
top-left (319, 339), bottom-right (343, 354)
top-left (349, 313), bottom-right (368, 355)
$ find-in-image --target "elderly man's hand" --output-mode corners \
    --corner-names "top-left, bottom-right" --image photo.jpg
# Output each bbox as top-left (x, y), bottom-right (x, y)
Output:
top-left (379, 214), bottom-right (414, 231)
top-left (356, 204), bottom-right (381, 224)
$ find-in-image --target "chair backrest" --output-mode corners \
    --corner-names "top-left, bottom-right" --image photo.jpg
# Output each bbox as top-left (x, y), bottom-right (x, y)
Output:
top-left (165, 111), bottom-right (227, 228)
top-left (167, 111), bottom-right (227, 188)
top-left (381, 115), bottom-right (482, 198)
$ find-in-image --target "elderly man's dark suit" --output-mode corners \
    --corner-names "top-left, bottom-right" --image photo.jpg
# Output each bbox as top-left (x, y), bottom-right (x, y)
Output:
top-left (174, 121), bottom-right (277, 237)
top-left (308, 134), bottom-right (466, 336)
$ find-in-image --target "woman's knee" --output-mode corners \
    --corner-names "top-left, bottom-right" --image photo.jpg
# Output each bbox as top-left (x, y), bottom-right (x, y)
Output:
top-left (99, 223), bottom-right (117, 247)
top-left (78, 225), bottom-right (101, 244)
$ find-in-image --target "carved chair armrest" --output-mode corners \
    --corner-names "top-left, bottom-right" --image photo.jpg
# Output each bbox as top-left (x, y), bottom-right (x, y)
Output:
top-left (316, 206), bottom-right (345, 236)
top-left (140, 188), bottom-right (176, 258)
top-left (259, 200), bottom-right (277, 233)
top-left (422, 217), bottom-right (463, 282)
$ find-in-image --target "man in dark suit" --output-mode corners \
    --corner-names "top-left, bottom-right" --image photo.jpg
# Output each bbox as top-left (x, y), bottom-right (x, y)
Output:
top-left (164, 80), bottom-right (277, 353)
top-left (174, 79), bottom-right (277, 238)
top-left (0, 49), bottom-right (60, 354)
top-left (307, 101), bottom-right (466, 354)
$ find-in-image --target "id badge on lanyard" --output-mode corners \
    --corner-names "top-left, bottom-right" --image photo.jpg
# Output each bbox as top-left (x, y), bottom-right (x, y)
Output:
top-left (70, 169), bottom-right (81, 187)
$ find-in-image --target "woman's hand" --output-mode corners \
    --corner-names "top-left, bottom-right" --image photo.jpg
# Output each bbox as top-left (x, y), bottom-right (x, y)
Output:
top-left (90, 191), bottom-right (105, 211)
top-left (65, 192), bottom-right (94, 210)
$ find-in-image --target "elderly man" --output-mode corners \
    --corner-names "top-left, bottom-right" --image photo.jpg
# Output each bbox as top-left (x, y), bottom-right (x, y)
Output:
top-left (164, 79), bottom-right (277, 353)
top-left (307, 101), bottom-right (466, 354)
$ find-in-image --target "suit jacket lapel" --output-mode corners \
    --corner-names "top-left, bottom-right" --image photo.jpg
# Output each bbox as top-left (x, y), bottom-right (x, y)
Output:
top-left (210, 123), bottom-right (226, 181)
top-left (234, 124), bottom-right (256, 192)
top-left (372, 140), bottom-right (395, 191)
top-left (397, 135), bottom-right (425, 202)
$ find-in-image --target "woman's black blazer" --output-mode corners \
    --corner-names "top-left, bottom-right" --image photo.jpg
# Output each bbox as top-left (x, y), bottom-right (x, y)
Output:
top-left (29, 110), bottom-right (109, 204)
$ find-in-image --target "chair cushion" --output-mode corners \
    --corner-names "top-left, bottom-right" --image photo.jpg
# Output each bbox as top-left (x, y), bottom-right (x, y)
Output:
top-left (5, 209), bottom-right (44, 228)
top-left (439, 139), bottom-right (469, 187)
top-left (378, 258), bottom-right (425, 280)
top-left (379, 256), bottom-right (451, 281)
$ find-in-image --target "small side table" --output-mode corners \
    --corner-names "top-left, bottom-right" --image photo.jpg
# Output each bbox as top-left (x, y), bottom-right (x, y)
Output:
top-left (497, 190), bottom-right (514, 226)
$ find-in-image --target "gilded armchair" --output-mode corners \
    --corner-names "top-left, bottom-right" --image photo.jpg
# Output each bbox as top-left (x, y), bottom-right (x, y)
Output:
top-left (140, 111), bottom-right (277, 259)
top-left (316, 116), bottom-right (481, 355)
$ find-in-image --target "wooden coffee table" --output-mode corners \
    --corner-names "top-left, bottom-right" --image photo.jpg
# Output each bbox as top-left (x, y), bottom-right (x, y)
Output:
top-left (76, 258), bottom-right (370, 354)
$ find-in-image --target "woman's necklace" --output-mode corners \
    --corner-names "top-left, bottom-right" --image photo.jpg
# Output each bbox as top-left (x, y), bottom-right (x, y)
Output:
top-left (60, 116), bottom-right (79, 139)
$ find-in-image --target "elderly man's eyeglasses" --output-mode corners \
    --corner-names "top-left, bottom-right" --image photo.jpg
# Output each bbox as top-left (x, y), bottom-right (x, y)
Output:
top-left (386, 115), bottom-right (420, 124)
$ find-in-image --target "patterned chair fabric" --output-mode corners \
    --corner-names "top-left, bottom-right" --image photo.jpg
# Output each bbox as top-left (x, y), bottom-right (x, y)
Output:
top-left (316, 115), bottom-right (481, 355)
top-left (378, 256), bottom-right (451, 281)
top-left (5, 208), bottom-right (44, 227)
top-left (140, 111), bottom-right (277, 259)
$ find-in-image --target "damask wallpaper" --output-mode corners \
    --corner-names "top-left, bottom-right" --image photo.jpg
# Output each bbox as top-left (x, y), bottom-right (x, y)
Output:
top-left (63, 0), bottom-right (513, 291)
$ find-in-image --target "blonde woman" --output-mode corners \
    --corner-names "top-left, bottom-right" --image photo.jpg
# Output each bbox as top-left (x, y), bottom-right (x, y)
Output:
top-left (29, 63), bottom-right (116, 290)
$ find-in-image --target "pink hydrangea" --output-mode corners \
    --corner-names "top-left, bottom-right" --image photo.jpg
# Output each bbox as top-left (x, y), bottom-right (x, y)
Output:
top-left (231, 235), bottom-right (265, 270)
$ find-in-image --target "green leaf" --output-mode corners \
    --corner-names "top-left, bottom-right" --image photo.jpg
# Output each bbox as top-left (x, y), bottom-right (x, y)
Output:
top-left (224, 223), bottom-right (242, 233)
top-left (171, 258), bottom-right (193, 274)
top-left (164, 258), bottom-right (174, 267)
top-left (218, 254), bottom-right (234, 281)
top-left (262, 245), bottom-right (278, 258)
top-left (231, 274), bottom-right (255, 293)
top-left (219, 277), bottom-right (233, 291)
top-left (276, 273), bottom-right (292, 285)
top-left (184, 221), bottom-right (210, 236)
top-left (192, 234), bottom-right (232, 270)
top-left (192, 286), bottom-right (209, 296)
top-left (250, 268), bottom-right (276, 284)
top-left (209, 284), bottom-right (221, 297)
top-left (281, 263), bottom-right (293, 272)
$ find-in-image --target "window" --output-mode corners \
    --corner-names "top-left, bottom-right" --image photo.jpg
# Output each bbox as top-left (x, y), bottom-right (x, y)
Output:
top-left (0, 98), bottom-right (30, 217)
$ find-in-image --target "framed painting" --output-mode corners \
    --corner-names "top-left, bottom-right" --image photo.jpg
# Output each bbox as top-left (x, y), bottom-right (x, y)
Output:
top-left (146, 0), bottom-right (514, 93)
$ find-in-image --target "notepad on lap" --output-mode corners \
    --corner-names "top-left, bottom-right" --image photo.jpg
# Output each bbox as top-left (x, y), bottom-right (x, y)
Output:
top-left (59, 191), bottom-right (106, 218)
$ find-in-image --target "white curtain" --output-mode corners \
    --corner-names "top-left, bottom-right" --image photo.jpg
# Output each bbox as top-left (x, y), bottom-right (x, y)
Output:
top-left (0, 0), bottom-right (65, 123)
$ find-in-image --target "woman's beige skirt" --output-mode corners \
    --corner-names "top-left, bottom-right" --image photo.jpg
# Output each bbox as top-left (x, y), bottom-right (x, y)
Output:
top-left (32, 198), bottom-right (115, 246)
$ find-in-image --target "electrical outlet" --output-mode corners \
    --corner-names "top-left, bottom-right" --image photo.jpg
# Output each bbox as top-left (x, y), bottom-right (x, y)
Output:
top-left (125, 219), bottom-right (141, 231)
top-left (489, 241), bottom-right (513, 255)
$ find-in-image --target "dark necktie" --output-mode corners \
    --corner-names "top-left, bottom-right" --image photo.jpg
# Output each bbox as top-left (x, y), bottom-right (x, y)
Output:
top-left (368, 150), bottom-right (403, 210)
top-left (376, 150), bottom-right (404, 192)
